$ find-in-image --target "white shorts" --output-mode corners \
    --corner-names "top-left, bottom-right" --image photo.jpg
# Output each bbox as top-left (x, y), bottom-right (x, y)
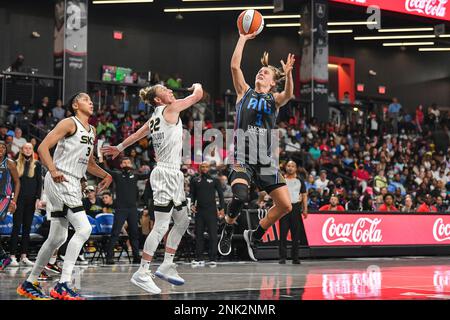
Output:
top-left (150, 163), bottom-right (185, 207)
top-left (44, 171), bottom-right (83, 218)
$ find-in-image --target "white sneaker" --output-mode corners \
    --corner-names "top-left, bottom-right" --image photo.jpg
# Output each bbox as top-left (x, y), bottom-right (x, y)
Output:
top-left (191, 260), bottom-right (205, 267)
top-left (9, 257), bottom-right (19, 267)
top-left (20, 257), bottom-right (34, 267)
top-left (155, 263), bottom-right (185, 286)
top-left (130, 270), bottom-right (161, 294)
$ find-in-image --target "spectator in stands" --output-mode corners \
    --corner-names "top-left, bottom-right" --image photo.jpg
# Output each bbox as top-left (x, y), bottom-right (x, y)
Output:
top-left (82, 185), bottom-right (103, 218)
top-left (11, 127), bottom-right (27, 156)
top-left (166, 73), bottom-right (182, 90)
top-left (374, 170), bottom-right (388, 193)
top-left (416, 194), bottom-right (438, 213)
top-left (315, 170), bottom-right (330, 191)
top-left (305, 174), bottom-right (317, 191)
top-left (401, 195), bottom-right (415, 212)
top-left (139, 207), bottom-right (154, 247)
top-left (378, 193), bottom-right (398, 212)
top-left (40, 96), bottom-right (51, 116)
top-left (96, 115), bottom-right (116, 143)
top-left (353, 162), bottom-right (371, 192)
top-left (101, 191), bottom-right (115, 214)
top-left (52, 99), bottom-right (65, 121)
top-left (388, 97), bottom-right (402, 134)
top-left (9, 143), bottom-right (41, 267)
top-left (308, 191), bottom-right (321, 211)
top-left (346, 190), bottom-right (360, 211)
top-left (308, 142), bottom-right (321, 161)
top-left (435, 196), bottom-right (446, 212)
top-left (340, 91), bottom-right (351, 104)
top-left (0, 125), bottom-right (8, 141)
top-left (32, 108), bottom-right (46, 129)
top-left (319, 195), bottom-right (345, 211)
top-left (415, 105), bottom-right (424, 132)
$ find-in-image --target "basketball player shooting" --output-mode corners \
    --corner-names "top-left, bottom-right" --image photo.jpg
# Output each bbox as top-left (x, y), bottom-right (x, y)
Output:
top-left (218, 21), bottom-right (296, 262)
top-left (17, 93), bottom-right (112, 300)
top-left (102, 83), bottom-right (203, 294)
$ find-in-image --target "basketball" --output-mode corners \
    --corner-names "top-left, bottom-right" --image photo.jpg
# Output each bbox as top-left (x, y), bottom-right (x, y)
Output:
top-left (237, 9), bottom-right (264, 36)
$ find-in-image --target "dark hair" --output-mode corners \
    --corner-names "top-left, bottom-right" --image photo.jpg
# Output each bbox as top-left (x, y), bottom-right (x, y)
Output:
top-left (383, 193), bottom-right (394, 201)
top-left (121, 157), bottom-right (131, 163)
top-left (102, 191), bottom-right (112, 197)
top-left (65, 92), bottom-right (84, 115)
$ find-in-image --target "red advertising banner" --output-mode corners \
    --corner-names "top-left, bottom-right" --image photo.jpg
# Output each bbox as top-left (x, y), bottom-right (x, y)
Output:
top-left (303, 213), bottom-right (450, 246)
top-left (331, 0), bottom-right (450, 21)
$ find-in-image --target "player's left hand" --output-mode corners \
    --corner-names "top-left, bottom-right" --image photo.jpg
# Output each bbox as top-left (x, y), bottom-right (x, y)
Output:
top-left (280, 53), bottom-right (295, 75)
top-left (97, 174), bottom-right (113, 194)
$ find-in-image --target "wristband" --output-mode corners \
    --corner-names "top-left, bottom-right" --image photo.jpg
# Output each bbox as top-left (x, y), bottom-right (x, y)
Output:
top-left (117, 143), bottom-right (125, 152)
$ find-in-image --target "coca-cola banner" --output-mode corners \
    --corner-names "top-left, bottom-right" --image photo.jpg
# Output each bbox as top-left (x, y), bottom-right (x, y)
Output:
top-left (331, 0), bottom-right (450, 21)
top-left (303, 213), bottom-right (450, 246)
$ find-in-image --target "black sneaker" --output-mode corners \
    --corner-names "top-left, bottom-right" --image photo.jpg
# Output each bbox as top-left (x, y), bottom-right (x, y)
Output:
top-left (218, 224), bottom-right (234, 256)
top-left (279, 259), bottom-right (286, 264)
top-left (105, 259), bottom-right (115, 265)
top-left (292, 259), bottom-right (301, 265)
top-left (45, 263), bottom-right (62, 274)
top-left (243, 229), bottom-right (261, 262)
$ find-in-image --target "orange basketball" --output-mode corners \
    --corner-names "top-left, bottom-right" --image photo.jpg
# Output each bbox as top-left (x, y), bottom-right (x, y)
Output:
top-left (237, 9), bottom-right (264, 35)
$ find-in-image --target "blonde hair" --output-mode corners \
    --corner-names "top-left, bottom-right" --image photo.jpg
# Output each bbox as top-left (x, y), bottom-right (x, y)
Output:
top-left (139, 85), bottom-right (163, 106)
top-left (260, 51), bottom-right (285, 92)
top-left (16, 145), bottom-right (36, 178)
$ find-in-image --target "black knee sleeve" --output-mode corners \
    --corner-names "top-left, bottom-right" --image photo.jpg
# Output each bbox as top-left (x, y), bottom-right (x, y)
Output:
top-left (227, 183), bottom-right (249, 219)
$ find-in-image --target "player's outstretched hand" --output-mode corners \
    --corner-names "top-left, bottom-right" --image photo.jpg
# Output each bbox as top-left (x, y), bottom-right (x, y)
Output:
top-left (50, 170), bottom-right (68, 183)
top-left (97, 174), bottom-right (113, 194)
top-left (240, 31), bottom-right (258, 40)
top-left (101, 145), bottom-right (121, 160)
top-left (280, 53), bottom-right (295, 75)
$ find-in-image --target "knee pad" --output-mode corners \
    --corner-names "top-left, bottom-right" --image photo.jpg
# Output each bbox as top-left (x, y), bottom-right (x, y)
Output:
top-left (174, 209), bottom-right (190, 232)
top-left (153, 219), bottom-right (170, 239)
top-left (228, 183), bottom-right (249, 218)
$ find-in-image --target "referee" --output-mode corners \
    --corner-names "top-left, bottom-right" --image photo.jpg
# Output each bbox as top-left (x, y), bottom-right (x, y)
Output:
top-left (279, 161), bottom-right (308, 265)
top-left (190, 162), bottom-right (225, 263)
top-left (104, 157), bottom-right (150, 264)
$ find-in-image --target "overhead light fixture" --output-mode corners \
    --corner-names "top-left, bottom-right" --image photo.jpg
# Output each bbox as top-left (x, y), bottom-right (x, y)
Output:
top-left (263, 14), bottom-right (301, 19)
top-left (383, 42), bottom-right (434, 46)
top-left (93, 0), bottom-right (153, 3)
top-left (439, 34), bottom-right (450, 38)
top-left (267, 23), bottom-right (300, 27)
top-left (328, 21), bottom-right (377, 26)
top-left (269, 21), bottom-right (374, 28)
top-left (298, 29), bottom-right (353, 34)
top-left (328, 29), bottom-right (353, 34)
top-left (418, 47), bottom-right (450, 51)
top-left (355, 34), bottom-right (436, 40)
top-left (328, 64), bottom-right (339, 68)
top-left (378, 27), bottom-right (433, 32)
top-left (164, 6), bottom-right (274, 12)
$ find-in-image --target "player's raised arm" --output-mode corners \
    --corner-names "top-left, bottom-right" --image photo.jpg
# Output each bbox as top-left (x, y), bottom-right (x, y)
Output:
top-left (231, 32), bottom-right (256, 100)
top-left (165, 83), bottom-right (203, 116)
top-left (38, 118), bottom-right (76, 183)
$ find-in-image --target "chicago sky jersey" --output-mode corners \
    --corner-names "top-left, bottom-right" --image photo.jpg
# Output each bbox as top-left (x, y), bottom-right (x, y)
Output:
top-left (54, 116), bottom-right (95, 179)
top-left (148, 105), bottom-right (183, 166)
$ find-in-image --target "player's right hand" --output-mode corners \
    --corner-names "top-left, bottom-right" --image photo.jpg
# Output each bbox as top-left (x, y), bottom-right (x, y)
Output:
top-left (187, 83), bottom-right (202, 91)
top-left (50, 170), bottom-right (67, 183)
top-left (101, 145), bottom-right (121, 160)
